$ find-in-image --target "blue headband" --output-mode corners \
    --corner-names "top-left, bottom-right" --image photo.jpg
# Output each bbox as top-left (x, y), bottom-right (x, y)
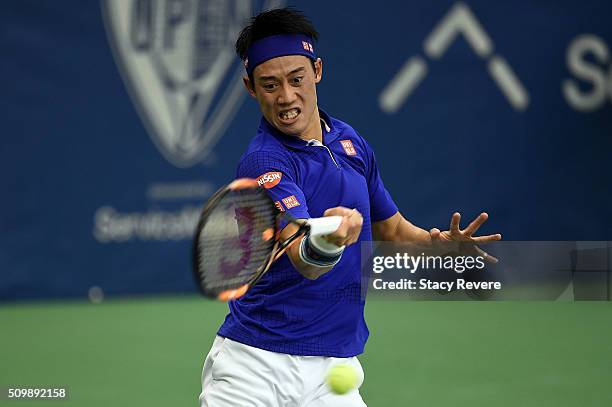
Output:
top-left (245, 34), bottom-right (316, 76)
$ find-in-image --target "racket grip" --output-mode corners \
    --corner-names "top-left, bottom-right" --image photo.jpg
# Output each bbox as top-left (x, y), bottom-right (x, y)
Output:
top-left (307, 216), bottom-right (343, 237)
top-left (305, 216), bottom-right (345, 253)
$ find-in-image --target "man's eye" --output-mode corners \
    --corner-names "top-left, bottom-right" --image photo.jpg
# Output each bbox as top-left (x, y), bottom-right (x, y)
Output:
top-left (291, 77), bottom-right (304, 85)
top-left (262, 83), bottom-right (277, 91)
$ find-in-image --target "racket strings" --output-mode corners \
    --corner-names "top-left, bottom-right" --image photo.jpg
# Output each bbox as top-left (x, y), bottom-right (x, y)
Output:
top-left (195, 188), bottom-right (277, 293)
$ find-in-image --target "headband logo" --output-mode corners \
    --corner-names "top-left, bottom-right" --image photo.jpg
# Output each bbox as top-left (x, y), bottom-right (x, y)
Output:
top-left (302, 41), bottom-right (314, 52)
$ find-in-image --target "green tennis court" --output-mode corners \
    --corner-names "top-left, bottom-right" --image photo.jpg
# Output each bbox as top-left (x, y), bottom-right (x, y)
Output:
top-left (1, 298), bottom-right (610, 406)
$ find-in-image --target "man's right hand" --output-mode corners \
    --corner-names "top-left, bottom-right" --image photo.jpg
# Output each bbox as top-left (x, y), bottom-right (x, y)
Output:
top-left (322, 207), bottom-right (363, 247)
top-left (281, 207), bottom-right (363, 280)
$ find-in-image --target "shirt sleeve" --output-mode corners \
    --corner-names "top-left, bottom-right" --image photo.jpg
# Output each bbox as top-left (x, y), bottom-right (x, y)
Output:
top-left (362, 140), bottom-right (398, 222)
top-left (237, 150), bottom-right (311, 226)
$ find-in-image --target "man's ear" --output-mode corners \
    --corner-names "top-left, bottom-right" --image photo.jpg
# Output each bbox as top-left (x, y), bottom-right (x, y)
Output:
top-left (314, 58), bottom-right (323, 84)
top-left (243, 76), bottom-right (257, 98)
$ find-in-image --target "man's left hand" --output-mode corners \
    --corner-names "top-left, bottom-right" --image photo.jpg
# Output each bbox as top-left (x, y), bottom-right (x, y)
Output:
top-left (429, 212), bottom-right (502, 263)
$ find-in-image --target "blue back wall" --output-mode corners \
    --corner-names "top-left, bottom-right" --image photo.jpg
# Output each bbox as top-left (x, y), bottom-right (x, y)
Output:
top-left (1, 0), bottom-right (610, 300)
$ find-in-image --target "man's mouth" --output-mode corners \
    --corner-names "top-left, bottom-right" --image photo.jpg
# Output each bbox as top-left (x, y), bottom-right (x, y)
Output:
top-left (278, 108), bottom-right (301, 123)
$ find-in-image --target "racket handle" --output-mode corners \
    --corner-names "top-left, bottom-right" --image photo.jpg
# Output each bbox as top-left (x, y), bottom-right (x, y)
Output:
top-left (307, 216), bottom-right (343, 237)
top-left (306, 216), bottom-right (345, 255)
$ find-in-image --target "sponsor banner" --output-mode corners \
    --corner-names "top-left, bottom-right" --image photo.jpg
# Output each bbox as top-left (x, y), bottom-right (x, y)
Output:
top-left (0, 0), bottom-right (610, 300)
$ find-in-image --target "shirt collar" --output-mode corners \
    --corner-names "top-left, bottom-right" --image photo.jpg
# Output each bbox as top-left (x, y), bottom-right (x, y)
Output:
top-left (260, 108), bottom-right (340, 149)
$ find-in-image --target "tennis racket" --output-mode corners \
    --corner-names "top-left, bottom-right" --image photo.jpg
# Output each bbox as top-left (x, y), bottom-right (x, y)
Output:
top-left (192, 178), bottom-right (342, 301)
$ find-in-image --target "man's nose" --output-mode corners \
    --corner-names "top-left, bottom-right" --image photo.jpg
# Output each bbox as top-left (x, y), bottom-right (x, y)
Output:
top-left (277, 82), bottom-right (296, 105)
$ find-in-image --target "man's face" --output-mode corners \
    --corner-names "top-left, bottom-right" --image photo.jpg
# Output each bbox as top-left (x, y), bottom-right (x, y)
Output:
top-left (245, 55), bottom-right (322, 139)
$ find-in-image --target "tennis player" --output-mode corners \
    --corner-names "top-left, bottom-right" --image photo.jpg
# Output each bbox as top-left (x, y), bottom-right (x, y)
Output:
top-left (199, 8), bottom-right (501, 406)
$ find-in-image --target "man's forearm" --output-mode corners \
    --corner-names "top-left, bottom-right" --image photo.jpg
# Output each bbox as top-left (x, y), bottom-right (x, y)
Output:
top-left (373, 212), bottom-right (432, 244)
top-left (395, 218), bottom-right (432, 244)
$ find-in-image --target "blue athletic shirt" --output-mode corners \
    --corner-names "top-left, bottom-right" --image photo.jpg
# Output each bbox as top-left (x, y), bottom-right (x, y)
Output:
top-left (217, 109), bottom-right (398, 357)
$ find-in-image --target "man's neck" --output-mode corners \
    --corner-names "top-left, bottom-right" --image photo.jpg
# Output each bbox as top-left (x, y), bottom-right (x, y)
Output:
top-left (296, 108), bottom-right (323, 143)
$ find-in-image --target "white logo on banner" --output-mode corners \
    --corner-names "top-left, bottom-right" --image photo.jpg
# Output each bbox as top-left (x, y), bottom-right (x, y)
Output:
top-left (379, 2), bottom-right (530, 113)
top-left (102, 0), bottom-right (283, 168)
top-left (563, 34), bottom-right (612, 112)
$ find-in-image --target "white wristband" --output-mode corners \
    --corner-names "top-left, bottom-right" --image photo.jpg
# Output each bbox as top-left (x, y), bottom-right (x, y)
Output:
top-left (308, 234), bottom-right (345, 256)
top-left (298, 234), bottom-right (345, 268)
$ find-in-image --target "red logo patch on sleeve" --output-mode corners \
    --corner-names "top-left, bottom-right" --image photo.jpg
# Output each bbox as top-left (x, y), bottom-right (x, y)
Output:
top-left (274, 201), bottom-right (285, 212)
top-left (339, 140), bottom-right (357, 156)
top-left (281, 195), bottom-right (300, 209)
top-left (256, 171), bottom-right (282, 189)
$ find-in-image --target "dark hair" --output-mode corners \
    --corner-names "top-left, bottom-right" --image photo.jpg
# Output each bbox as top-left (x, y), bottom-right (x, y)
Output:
top-left (235, 7), bottom-right (319, 85)
top-left (235, 7), bottom-right (319, 61)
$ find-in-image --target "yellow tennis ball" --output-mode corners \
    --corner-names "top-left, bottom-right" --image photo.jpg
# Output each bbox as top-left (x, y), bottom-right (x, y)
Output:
top-left (326, 363), bottom-right (358, 395)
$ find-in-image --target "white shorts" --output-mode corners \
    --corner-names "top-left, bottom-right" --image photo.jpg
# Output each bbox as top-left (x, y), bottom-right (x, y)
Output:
top-left (199, 336), bottom-right (367, 407)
